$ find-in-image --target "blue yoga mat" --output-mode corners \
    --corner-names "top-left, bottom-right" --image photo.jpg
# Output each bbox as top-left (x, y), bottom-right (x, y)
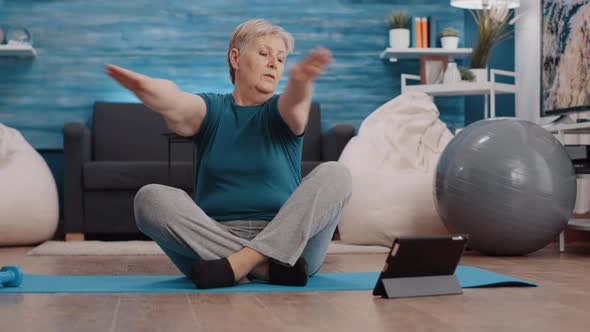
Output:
top-left (0, 266), bottom-right (536, 293)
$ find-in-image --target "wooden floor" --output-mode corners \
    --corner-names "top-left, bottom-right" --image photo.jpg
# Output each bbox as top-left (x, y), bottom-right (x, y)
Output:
top-left (1, 243), bottom-right (590, 332)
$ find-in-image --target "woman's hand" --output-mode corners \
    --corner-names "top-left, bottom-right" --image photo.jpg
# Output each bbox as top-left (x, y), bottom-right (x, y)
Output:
top-left (289, 48), bottom-right (333, 82)
top-left (105, 64), bottom-right (181, 113)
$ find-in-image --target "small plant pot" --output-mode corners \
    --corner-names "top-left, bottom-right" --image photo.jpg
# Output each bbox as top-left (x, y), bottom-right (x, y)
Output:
top-left (440, 36), bottom-right (459, 49)
top-left (389, 29), bottom-right (410, 48)
top-left (470, 68), bottom-right (488, 82)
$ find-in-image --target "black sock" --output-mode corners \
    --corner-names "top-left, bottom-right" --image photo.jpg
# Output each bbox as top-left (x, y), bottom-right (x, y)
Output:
top-left (190, 257), bottom-right (236, 289)
top-left (268, 257), bottom-right (308, 286)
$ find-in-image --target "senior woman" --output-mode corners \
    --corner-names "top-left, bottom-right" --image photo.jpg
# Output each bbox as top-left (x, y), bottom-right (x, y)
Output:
top-left (106, 19), bottom-right (352, 289)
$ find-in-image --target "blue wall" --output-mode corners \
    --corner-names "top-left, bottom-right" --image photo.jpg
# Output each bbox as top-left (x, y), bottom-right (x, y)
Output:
top-left (1, 0), bottom-right (471, 149)
top-left (1, 0), bottom-right (514, 223)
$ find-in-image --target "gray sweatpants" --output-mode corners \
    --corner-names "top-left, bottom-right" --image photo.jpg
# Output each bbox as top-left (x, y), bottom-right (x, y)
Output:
top-left (134, 161), bottom-right (352, 278)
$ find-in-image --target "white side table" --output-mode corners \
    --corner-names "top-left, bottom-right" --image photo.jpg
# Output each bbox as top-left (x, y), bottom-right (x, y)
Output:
top-left (401, 69), bottom-right (517, 119)
top-left (544, 122), bottom-right (590, 252)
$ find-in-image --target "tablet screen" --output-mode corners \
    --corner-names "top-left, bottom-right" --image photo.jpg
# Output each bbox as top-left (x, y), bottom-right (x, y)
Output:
top-left (373, 235), bottom-right (468, 296)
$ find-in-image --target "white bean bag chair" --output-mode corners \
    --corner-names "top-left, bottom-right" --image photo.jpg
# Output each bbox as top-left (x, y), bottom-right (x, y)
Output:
top-left (338, 92), bottom-right (453, 247)
top-left (0, 123), bottom-right (58, 246)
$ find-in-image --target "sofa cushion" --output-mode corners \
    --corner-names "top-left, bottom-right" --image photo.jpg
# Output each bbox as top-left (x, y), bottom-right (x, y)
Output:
top-left (92, 102), bottom-right (194, 162)
top-left (302, 103), bottom-right (321, 161)
top-left (301, 161), bottom-right (321, 178)
top-left (84, 161), bottom-right (194, 190)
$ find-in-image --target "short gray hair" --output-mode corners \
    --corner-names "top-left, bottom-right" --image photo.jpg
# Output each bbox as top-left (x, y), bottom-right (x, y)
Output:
top-left (227, 19), bottom-right (294, 84)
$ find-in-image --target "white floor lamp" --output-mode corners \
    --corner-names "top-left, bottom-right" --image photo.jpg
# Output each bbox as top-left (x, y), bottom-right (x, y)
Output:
top-left (450, 0), bottom-right (520, 9)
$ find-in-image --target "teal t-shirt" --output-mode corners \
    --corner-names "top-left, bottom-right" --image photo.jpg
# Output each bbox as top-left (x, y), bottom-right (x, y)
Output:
top-left (192, 93), bottom-right (303, 222)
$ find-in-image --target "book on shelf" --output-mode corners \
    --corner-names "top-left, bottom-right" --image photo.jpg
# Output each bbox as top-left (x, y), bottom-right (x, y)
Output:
top-left (421, 17), bottom-right (428, 48)
top-left (410, 17), bottom-right (416, 48)
top-left (387, 15), bottom-right (464, 51)
top-left (428, 16), bottom-right (437, 48)
top-left (413, 17), bottom-right (431, 48)
top-left (415, 17), bottom-right (422, 48)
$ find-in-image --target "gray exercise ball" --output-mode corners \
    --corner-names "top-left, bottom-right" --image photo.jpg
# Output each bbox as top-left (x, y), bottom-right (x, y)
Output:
top-left (434, 118), bottom-right (577, 255)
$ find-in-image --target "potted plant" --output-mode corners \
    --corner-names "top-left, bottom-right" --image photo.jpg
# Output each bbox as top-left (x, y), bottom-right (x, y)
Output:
top-left (388, 11), bottom-right (411, 49)
top-left (469, 5), bottom-right (518, 82)
top-left (459, 66), bottom-right (475, 82)
top-left (439, 28), bottom-right (460, 49)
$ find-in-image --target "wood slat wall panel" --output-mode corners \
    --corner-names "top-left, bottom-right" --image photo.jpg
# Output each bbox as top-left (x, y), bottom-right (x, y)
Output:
top-left (0, 0), bottom-right (467, 148)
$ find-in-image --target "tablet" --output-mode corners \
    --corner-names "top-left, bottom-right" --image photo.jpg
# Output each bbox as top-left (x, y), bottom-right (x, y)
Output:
top-left (373, 235), bottom-right (469, 297)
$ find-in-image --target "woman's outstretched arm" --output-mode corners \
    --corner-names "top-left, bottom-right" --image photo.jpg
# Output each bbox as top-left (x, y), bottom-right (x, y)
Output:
top-left (105, 64), bottom-right (206, 137)
top-left (278, 48), bottom-right (332, 136)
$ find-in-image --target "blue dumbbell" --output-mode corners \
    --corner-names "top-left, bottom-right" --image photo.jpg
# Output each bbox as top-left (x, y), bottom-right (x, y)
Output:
top-left (0, 266), bottom-right (23, 287)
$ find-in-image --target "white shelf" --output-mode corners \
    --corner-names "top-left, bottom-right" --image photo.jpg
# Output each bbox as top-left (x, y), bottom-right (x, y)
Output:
top-left (400, 69), bottom-right (516, 119)
top-left (544, 121), bottom-right (590, 135)
top-left (543, 122), bottom-right (590, 178)
top-left (0, 44), bottom-right (37, 57)
top-left (403, 81), bottom-right (516, 97)
top-left (567, 219), bottom-right (590, 232)
top-left (550, 120), bottom-right (590, 252)
top-left (380, 48), bottom-right (472, 61)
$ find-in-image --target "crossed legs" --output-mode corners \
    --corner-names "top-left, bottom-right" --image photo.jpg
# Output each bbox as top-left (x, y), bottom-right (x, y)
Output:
top-left (134, 162), bottom-right (352, 288)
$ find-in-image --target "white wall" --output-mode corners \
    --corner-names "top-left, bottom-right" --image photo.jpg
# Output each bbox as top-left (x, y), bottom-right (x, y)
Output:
top-left (515, 0), bottom-right (547, 124)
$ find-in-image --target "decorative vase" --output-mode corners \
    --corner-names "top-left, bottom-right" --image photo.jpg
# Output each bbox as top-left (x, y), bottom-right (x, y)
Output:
top-left (6, 26), bottom-right (33, 46)
top-left (443, 62), bottom-right (461, 84)
top-left (470, 68), bottom-right (488, 82)
top-left (440, 36), bottom-right (459, 49)
top-left (389, 29), bottom-right (410, 49)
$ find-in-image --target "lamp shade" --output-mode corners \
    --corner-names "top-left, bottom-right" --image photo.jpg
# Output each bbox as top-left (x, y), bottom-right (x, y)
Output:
top-left (450, 0), bottom-right (520, 9)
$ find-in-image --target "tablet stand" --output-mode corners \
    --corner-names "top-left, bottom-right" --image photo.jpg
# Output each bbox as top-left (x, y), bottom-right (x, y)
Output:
top-left (379, 274), bottom-right (462, 298)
